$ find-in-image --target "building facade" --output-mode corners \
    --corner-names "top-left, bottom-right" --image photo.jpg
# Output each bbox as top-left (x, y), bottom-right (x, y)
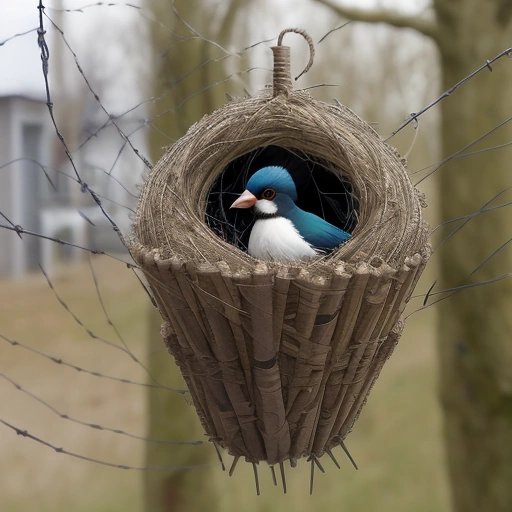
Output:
top-left (0, 95), bottom-right (87, 277)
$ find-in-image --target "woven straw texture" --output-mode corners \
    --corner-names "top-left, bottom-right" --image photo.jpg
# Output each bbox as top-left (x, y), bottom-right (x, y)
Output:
top-left (130, 29), bottom-right (430, 466)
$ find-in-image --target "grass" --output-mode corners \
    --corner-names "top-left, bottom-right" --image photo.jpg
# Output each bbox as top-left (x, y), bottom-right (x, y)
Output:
top-left (0, 255), bottom-right (451, 511)
top-left (0, 256), bottom-right (148, 512)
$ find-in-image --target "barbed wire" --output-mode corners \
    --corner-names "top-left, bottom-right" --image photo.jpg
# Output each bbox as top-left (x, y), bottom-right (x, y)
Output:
top-left (406, 272), bottom-right (512, 320)
top-left (0, 332), bottom-right (186, 393)
top-left (0, 27), bottom-right (39, 47)
top-left (386, 47), bottom-right (512, 140)
top-left (414, 113), bottom-right (512, 186)
top-left (46, 1), bottom-right (142, 13)
top-left (37, 0), bottom-right (130, 251)
top-left (0, 0), bottom-right (511, 500)
top-left (0, 372), bottom-right (201, 445)
top-left (0, 221), bottom-right (133, 265)
top-left (0, 417), bottom-right (206, 471)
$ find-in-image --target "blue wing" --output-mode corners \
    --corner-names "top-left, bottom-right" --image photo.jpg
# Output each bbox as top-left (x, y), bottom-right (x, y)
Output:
top-left (288, 207), bottom-right (351, 251)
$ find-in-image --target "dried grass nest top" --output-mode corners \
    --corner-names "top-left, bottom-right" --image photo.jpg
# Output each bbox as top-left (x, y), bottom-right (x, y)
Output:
top-left (131, 89), bottom-right (431, 274)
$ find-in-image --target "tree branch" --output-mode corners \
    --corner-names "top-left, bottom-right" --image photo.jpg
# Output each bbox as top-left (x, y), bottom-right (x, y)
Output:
top-left (315, 0), bottom-right (439, 42)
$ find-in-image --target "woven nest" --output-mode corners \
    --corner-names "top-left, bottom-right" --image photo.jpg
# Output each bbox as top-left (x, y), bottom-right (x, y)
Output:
top-left (130, 29), bottom-right (430, 470)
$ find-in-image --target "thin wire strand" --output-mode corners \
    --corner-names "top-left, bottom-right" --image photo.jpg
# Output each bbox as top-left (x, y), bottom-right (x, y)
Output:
top-left (0, 333), bottom-right (186, 394)
top-left (0, 372), bottom-right (202, 446)
top-left (39, 264), bottom-right (137, 356)
top-left (37, 1), bottom-right (131, 251)
top-left (0, 418), bottom-right (205, 472)
top-left (0, 27), bottom-right (38, 47)
top-left (86, 256), bottom-right (160, 382)
top-left (0, 222), bottom-right (133, 266)
top-left (386, 47), bottom-right (512, 140)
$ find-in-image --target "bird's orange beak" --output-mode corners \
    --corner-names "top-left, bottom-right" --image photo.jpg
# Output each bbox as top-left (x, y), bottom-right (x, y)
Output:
top-left (230, 189), bottom-right (257, 209)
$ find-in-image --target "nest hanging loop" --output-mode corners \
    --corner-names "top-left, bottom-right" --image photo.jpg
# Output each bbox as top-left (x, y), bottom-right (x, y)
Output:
top-left (271, 28), bottom-right (315, 96)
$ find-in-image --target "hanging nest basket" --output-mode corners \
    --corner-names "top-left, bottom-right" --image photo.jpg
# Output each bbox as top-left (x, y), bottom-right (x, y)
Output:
top-left (130, 29), bottom-right (430, 470)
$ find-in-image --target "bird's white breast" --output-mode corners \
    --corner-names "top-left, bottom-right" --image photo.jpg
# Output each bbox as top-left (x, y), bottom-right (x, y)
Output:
top-left (248, 217), bottom-right (317, 261)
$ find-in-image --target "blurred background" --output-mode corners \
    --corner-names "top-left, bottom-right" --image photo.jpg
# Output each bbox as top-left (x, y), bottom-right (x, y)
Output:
top-left (0, 1), bottom-right (510, 511)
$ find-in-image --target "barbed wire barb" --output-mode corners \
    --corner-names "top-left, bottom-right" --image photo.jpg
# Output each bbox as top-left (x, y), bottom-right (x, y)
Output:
top-left (0, 221), bottom-right (133, 265)
top-left (0, 417), bottom-right (205, 472)
top-left (0, 332), bottom-right (187, 394)
top-left (386, 46), bottom-right (512, 140)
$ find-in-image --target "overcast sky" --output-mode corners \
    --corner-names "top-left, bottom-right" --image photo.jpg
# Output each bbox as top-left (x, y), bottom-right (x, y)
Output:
top-left (0, 0), bottom-right (429, 107)
top-left (0, 0), bottom-right (46, 98)
top-left (0, 0), bottom-right (142, 105)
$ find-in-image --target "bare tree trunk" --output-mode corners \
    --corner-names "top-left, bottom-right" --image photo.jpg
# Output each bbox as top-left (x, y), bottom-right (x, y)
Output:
top-left (434, 2), bottom-right (512, 510)
top-left (144, 309), bottom-right (216, 512)
top-left (144, 2), bottom-right (246, 510)
top-left (315, 1), bottom-right (512, 510)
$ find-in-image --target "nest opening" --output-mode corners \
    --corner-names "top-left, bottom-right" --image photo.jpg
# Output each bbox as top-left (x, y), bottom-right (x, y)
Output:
top-left (205, 145), bottom-right (359, 253)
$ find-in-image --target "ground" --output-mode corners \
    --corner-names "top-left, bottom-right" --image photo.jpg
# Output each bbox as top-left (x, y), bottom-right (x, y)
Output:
top-left (0, 255), bottom-right (450, 511)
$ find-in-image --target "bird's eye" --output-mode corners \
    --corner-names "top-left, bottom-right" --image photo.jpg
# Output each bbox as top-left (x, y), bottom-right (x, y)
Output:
top-left (261, 188), bottom-right (276, 200)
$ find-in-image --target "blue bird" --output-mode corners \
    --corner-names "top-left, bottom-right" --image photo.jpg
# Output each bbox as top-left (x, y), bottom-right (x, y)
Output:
top-left (230, 166), bottom-right (351, 261)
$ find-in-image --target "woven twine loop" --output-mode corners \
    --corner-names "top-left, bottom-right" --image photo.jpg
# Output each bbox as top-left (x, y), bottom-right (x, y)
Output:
top-left (271, 28), bottom-right (315, 96)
